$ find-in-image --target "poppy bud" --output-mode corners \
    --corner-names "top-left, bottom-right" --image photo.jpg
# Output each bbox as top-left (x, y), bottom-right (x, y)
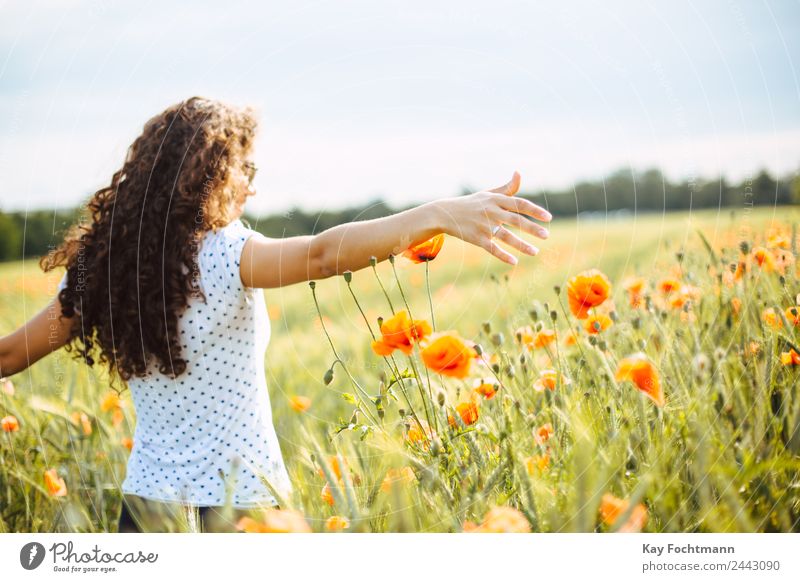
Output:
top-left (431, 437), bottom-right (442, 456)
top-left (491, 363), bottom-right (501, 374)
top-left (377, 316), bottom-right (384, 327)
top-left (598, 340), bottom-right (608, 351)
top-left (550, 310), bottom-right (557, 322)
top-left (343, 271), bottom-right (352, 283)
top-left (473, 343), bottom-right (483, 356)
top-left (369, 256), bottom-right (377, 267)
top-left (375, 396), bottom-right (385, 420)
top-left (739, 241), bottom-right (750, 255)
top-left (553, 285), bottom-right (561, 295)
top-left (505, 364), bottom-right (515, 378)
top-left (436, 390), bottom-right (446, 407)
top-left (482, 321), bottom-right (492, 334)
top-left (323, 368), bottom-right (335, 385)
top-left (543, 301), bottom-right (550, 312)
top-left (779, 275), bottom-right (786, 286)
top-left (638, 339), bottom-right (647, 350)
top-left (388, 253), bottom-right (396, 264)
top-left (398, 408), bottom-right (406, 417)
top-left (609, 311), bottom-right (617, 322)
top-left (587, 335), bottom-right (597, 346)
top-left (491, 333), bottom-right (504, 346)
top-left (309, 281), bottom-right (316, 289)
top-left (529, 309), bottom-right (539, 322)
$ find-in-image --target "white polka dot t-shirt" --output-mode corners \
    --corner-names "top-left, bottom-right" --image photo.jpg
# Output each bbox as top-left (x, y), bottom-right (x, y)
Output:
top-left (63, 219), bottom-right (293, 508)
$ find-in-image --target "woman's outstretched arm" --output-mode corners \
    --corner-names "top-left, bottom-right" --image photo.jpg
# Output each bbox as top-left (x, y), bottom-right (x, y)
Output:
top-left (240, 172), bottom-right (552, 289)
top-left (0, 295), bottom-right (75, 378)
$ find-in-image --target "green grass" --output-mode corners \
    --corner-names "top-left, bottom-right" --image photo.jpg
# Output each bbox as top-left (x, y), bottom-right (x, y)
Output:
top-left (2, 206), bottom-right (799, 532)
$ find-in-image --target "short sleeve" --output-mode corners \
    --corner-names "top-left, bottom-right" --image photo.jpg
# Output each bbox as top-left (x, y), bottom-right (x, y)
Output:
top-left (204, 219), bottom-right (262, 296)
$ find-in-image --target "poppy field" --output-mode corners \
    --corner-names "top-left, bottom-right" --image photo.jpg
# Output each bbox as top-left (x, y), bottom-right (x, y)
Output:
top-left (2, 206), bottom-right (800, 533)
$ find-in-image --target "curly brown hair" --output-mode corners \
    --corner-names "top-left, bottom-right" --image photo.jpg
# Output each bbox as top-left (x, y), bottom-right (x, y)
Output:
top-left (40, 96), bottom-right (258, 383)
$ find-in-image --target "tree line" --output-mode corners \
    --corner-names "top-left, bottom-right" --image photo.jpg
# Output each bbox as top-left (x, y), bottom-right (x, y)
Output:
top-left (1, 166), bottom-right (797, 263)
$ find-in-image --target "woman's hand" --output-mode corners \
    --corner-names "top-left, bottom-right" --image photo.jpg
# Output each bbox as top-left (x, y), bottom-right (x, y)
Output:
top-left (432, 171), bottom-right (552, 265)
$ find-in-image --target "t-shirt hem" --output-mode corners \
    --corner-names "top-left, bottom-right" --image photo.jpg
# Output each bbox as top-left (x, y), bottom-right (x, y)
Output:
top-left (121, 488), bottom-right (280, 509)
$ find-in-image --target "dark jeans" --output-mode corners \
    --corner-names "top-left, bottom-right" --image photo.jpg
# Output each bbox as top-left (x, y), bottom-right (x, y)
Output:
top-left (116, 494), bottom-right (273, 533)
top-left (117, 497), bottom-right (213, 533)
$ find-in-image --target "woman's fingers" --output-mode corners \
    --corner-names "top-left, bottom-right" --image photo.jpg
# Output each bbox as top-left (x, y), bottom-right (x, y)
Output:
top-left (492, 226), bottom-right (539, 256)
top-left (475, 235), bottom-right (518, 265)
top-left (487, 171), bottom-right (521, 196)
top-left (495, 194), bottom-right (552, 222)
top-left (497, 209), bottom-right (550, 240)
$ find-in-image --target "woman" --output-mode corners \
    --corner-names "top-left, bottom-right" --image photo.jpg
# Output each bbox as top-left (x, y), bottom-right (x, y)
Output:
top-left (0, 96), bottom-right (551, 532)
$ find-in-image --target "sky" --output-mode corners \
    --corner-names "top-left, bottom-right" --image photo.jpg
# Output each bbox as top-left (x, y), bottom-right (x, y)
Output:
top-left (1, 0), bottom-right (799, 215)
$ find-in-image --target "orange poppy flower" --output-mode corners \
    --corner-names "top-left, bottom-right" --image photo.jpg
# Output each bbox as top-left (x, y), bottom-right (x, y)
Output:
top-left (533, 369), bottom-right (571, 392)
top-left (405, 419), bottom-right (435, 449)
top-left (317, 455), bottom-right (346, 482)
top-left (584, 313), bottom-right (613, 334)
top-left (420, 331), bottom-right (478, 378)
top-left (785, 306), bottom-right (800, 326)
top-left (762, 308), bottom-right (782, 329)
top-left (515, 326), bottom-right (535, 347)
top-left (731, 297), bottom-right (742, 315)
top-left (464, 506), bottom-right (531, 533)
top-left (473, 381), bottom-right (499, 399)
top-left (121, 437), bottom-right (134, 451)
top-left (534, 423), bottom-right (554, 445)
top-left (70, 411), bottom-right (92, 436)
top-left (567, 269), bottom-right (611, 319)
top-left (767, 230), bottom-right (791, 249)
top-left (599, 493), bottom-right (648, 533)
top-left (325, 516), bottom-right (350, 531)
top-left (667, 284), bottom-right (701, 309)
top-left (100, 391), bottom-right (125, 428)
top-left (781, 349), bottom-right (800, 366)
top-left (403, 234), bottom-right (445, 263)
top-left (532, 329), bottom-right (557, 349)
top-left (525, 453), bottom-right (550, 474)
top-left (615, 353), bottom-right (664, 407)
top-left (449, 399), bottom-right (480, 427)
top-left (321, 483), bottom-right (335, 506)
top-left (44, 468), bottom-right (67, 497)
top-left (100, 391), bottom-right (123, 412)
top-left (380, 467), bottom-right (416, 493)
top-left (623, 276), bottom-right (646, 295)
top-left (563, 331), bottom-right (579, 347)
top-left (752, 247), bottom-right (775, 271)
top-left (289, 395), bottom-right (312, 413)
top-left (1, 415), bottom-right (20, 433)
top-left (371, 310), bottom-right (432, 356)
top-left (236, 510), bottom-right (312, 533)
top-left (658, 278), bottom-right (681, 294)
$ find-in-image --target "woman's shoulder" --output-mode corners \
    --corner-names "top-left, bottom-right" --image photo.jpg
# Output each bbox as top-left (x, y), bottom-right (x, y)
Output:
top-left (198, 219), bottom-right (262, 292)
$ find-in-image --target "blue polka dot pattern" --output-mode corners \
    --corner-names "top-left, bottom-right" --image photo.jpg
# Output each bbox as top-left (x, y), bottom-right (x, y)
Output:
top-left (104, 219), bottom-right (294, 508)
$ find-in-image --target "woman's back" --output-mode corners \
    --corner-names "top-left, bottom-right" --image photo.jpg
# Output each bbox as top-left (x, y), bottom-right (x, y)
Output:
top-left (113, 219), bottom-right (291, 508)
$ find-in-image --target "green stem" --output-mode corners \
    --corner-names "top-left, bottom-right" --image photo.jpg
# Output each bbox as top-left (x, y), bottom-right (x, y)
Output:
top-left (425, 260), bottom-right (436, 332)
top-left (371, 260), bottom-right (396, 314)
top-left (310, 283), bottom-right (382, 428)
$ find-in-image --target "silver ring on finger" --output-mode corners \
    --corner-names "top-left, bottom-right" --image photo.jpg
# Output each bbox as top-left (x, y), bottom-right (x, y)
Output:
top-left (491, 224), bottom-right (502, 238)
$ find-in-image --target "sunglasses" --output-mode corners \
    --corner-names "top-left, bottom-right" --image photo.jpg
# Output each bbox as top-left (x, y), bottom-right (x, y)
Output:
top-left (243, 161), bottom-right (258, 184)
